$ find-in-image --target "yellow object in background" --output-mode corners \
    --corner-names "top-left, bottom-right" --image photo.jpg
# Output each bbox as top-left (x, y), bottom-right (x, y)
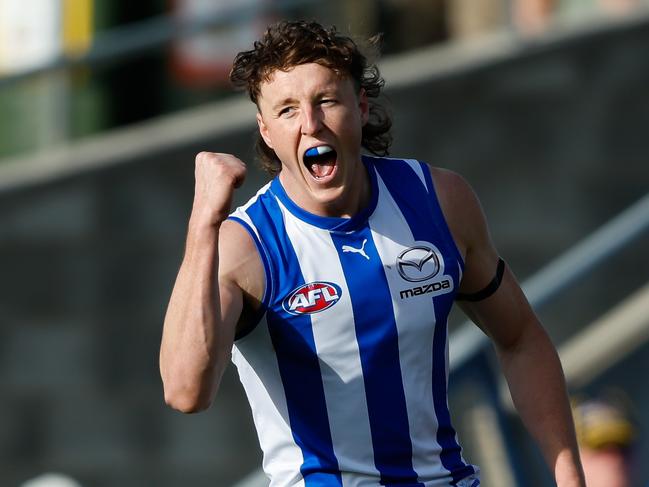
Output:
top-left (63, 0), bottom-right (93, 57)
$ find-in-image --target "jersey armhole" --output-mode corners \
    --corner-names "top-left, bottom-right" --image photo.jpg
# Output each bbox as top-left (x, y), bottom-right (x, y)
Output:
top-left (419, 162), bottom-right (466, 272)
top-left (227, 215), bottom-right (273, 341)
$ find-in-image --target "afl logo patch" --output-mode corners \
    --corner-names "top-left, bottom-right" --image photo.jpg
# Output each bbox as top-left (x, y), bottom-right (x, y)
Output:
top-left (282, 282), bottom-right (342, 315)
top-left (397, 246), bottom-right (441, 282)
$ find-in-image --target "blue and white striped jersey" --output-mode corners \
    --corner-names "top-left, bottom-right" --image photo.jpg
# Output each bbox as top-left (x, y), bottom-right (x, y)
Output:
top-left (229, 156), bottom-right (480, 487)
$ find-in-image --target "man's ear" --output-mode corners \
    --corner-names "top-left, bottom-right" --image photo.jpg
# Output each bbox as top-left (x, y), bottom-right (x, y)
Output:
top-left (359, 89), bottom-right (369, 126)
top-left (256, 112), bottom-right (274, 149)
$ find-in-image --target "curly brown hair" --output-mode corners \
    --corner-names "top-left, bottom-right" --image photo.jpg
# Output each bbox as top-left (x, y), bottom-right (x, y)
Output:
top-left (229, 20), bottom-right (392, 176)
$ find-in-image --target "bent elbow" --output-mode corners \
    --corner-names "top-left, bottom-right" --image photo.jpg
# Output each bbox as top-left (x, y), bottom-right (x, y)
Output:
top-left (163, 381), bottom-right (216, 414)
top-left (160, 356), bottom-right (228, 414)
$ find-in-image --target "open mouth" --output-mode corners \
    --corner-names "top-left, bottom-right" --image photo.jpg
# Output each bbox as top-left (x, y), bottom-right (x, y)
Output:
top-left (303, 145), bottom-right (338, 180)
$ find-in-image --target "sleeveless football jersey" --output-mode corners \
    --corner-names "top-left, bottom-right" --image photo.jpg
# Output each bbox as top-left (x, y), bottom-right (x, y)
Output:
top-left (229, 156), bottom-right (480, 487)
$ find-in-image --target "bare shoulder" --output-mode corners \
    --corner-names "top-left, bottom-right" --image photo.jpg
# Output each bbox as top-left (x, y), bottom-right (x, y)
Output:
top-left (426, 165), bottom-right (489, 257)
top-left (428, 166), bottom-right (481, 217)
top-left (217, 219), bottom-right (265, 306)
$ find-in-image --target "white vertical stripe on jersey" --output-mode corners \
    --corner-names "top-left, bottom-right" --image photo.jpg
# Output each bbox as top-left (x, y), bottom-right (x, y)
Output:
top-left (400, 159), bottom-right (473, 476)
top-left (278, 201), bottom-right (380, 487)
top-left (232, 321), bottom-right (306, 487)
top-left (368, 171), bottom-right (447, 482)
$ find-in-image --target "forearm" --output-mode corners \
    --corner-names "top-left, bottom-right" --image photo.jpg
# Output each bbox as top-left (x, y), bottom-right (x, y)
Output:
top-left (497, 323), bottom-right (585, 486)
top-left (160, 221), bottom-right (231, 412)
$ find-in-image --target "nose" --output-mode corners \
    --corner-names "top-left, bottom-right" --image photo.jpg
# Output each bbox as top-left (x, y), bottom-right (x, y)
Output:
top-left (300, 105), bottom-right (322, 135)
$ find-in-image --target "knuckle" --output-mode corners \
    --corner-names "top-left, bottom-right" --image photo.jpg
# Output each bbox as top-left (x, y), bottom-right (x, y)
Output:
top-left (194, 153), bottom-right (245, 185)
top-left (196, 151), bottom-right (219, 165)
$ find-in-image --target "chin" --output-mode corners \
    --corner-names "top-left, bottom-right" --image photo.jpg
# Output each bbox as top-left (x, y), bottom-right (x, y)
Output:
top-left (311, 184), bottom-right (350, 209)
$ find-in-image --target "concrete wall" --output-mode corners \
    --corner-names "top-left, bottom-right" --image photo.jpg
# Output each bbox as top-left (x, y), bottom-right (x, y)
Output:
top-left (1, 19), bottom-right (648, 487)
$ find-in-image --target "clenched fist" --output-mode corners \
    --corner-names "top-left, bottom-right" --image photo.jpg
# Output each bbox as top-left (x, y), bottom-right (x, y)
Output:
top-left (190, 152), bottom-right (247, 227)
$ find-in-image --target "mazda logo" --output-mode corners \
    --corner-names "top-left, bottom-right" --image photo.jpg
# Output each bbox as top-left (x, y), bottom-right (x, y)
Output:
top-left (397, 246), bottom-right (440, 282)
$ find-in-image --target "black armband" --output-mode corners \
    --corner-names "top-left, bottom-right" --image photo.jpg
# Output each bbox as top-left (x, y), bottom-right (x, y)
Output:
top-left (455, 258), bottom-right (506, 302)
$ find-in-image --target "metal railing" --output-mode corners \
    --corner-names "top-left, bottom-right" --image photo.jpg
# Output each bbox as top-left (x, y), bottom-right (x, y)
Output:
top-left (560, 280), bottom-right (649, 387)
top-left (450, 191), bottom-right (649, 369)
top-left (449, 192), bottom-right (649, 486)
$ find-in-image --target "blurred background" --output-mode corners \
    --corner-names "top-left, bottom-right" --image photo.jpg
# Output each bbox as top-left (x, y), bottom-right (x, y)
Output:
top-left (1, 1), bottom-right (648, 486)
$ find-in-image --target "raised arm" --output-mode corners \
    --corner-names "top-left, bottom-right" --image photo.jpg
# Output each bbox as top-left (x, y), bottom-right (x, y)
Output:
top-left (431, 167), bottom-right (585, 487)
top-left (160, 152), bottom-right (262, 413)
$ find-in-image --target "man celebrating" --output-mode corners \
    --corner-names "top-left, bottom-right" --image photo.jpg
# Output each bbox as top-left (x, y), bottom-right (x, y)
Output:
top-left (160, 20), bottom-right (585, 487)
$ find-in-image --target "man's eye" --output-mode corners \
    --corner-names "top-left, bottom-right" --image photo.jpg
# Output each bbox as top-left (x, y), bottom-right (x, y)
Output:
top-left (320, 99), bottom-right (336, 106)
top-left (279, 107), bottom-right (295, 116)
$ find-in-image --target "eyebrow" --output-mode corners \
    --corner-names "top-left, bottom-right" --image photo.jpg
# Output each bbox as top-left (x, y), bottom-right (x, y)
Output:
top-left (269, 87), bottom-right (340, 113)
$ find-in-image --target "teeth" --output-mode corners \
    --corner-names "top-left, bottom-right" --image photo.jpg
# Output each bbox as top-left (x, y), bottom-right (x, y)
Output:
top-left (305, 145), bottom-right (333, 158)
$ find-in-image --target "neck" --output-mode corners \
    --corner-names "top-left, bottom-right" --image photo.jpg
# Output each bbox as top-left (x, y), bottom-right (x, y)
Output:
top-left (322, 176), bottom-right (370, 218)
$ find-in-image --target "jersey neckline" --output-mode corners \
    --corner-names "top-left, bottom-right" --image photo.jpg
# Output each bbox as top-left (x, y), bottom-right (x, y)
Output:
top-left (269, 155), bottom-right (379, 232)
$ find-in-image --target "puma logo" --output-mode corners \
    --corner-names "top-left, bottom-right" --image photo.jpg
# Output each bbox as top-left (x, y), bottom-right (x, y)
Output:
top-left (342, 239), bottom-right (370, 260)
